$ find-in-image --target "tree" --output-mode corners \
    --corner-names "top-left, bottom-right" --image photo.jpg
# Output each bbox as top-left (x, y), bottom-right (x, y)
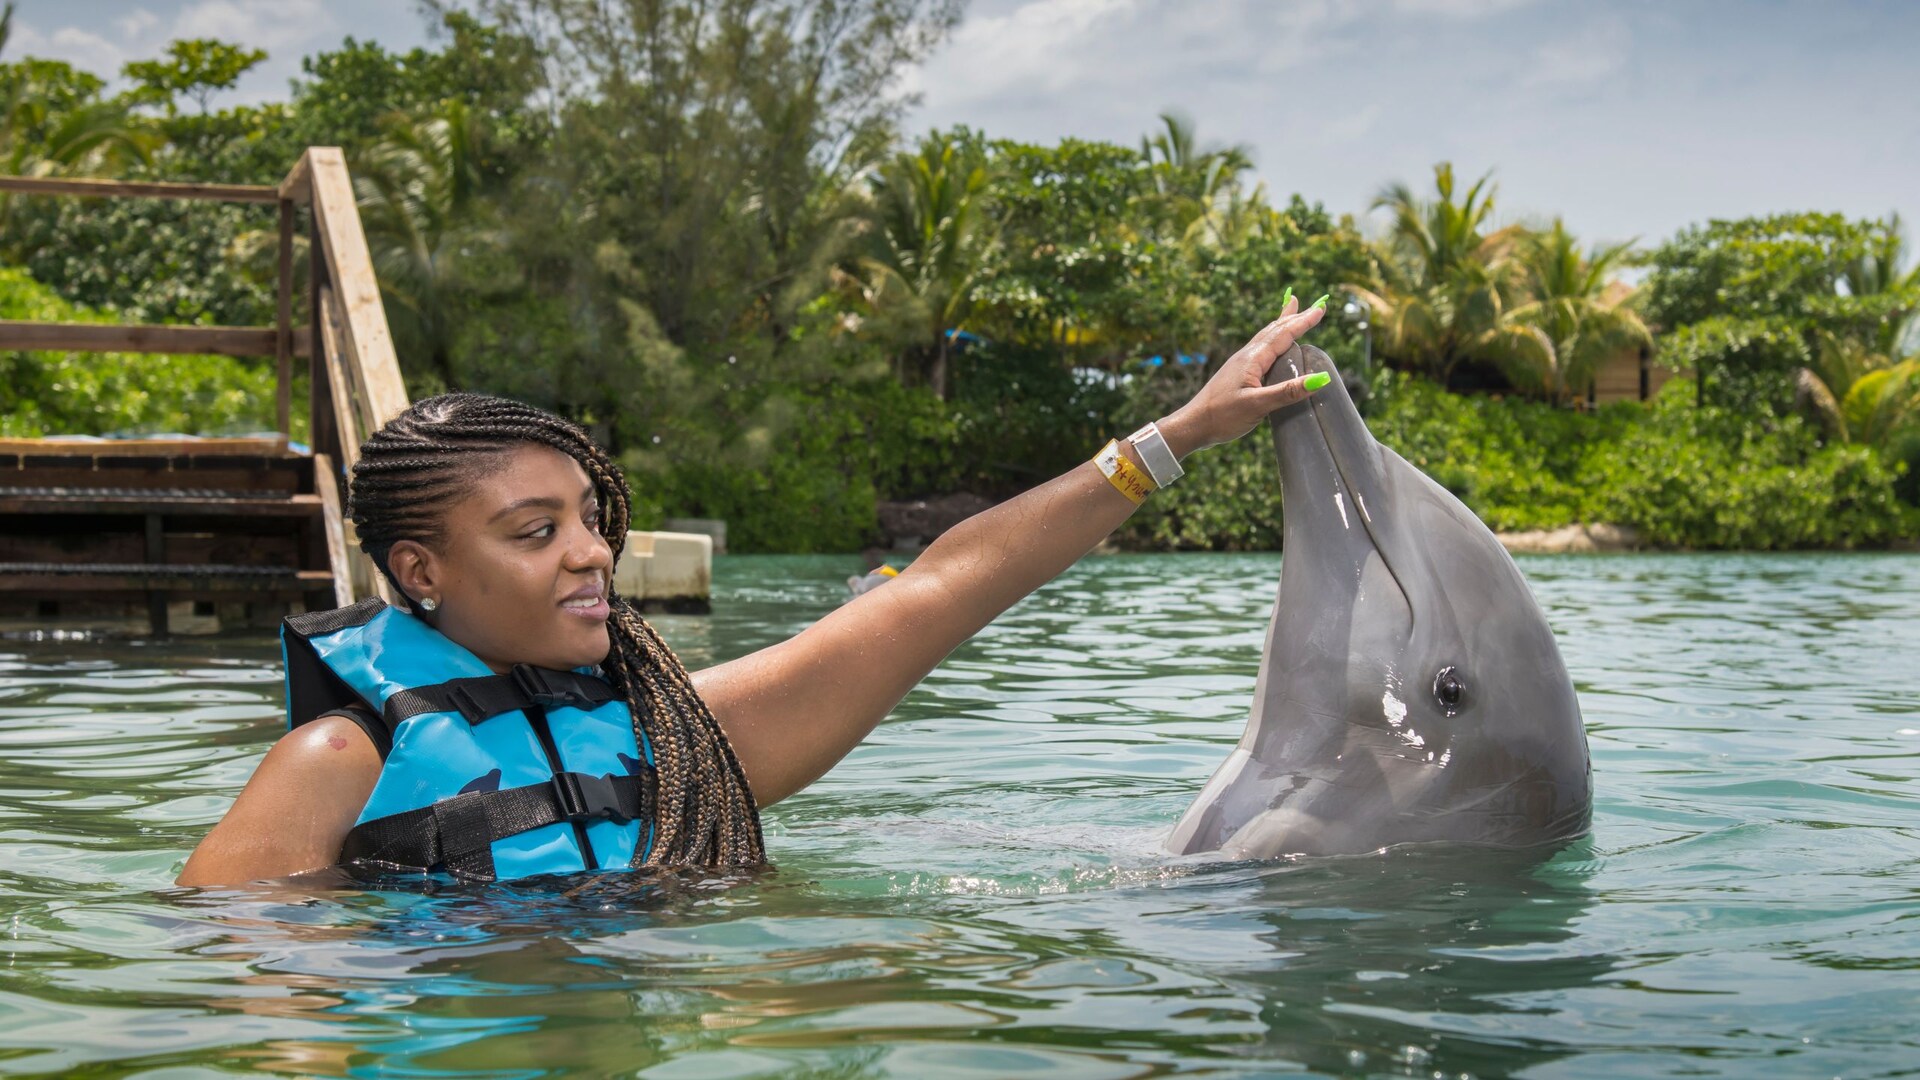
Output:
top-left (0, 50), bottom-right (152, 181)
top-left (467, 0), bottom-right (958, 356)
top-left (969, 136), bottom-right (1158, 360)
top-left (0, 41), bottom-right (156, 245)
top-left (353, 100), bottom-right (504, 391)
top-left (1644, 212), bottom-right (1920, 412)
top-left (1140, 110), bottom-right (1256, 246)
top-left (122, 39), bottom-right (266, 115)
top-left (843, 130), bottom-right (995, 399)
top-left (1840, 212), bottom-right (1920, 358)
top-left (1500, 219), bottom-right (1651, 405)
top-left (1350, 162), bottom-right (1536, 386)
top-left (288, 14), bottom-right (546, 152)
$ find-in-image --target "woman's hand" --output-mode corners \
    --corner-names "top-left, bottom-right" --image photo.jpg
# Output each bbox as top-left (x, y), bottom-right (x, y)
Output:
top-left (1157, 293), bottom-right (1329, 459)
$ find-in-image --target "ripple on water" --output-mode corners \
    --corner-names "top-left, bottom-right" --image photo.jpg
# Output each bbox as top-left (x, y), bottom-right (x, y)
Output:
top-left (0, 552), bottom-right (1917, 1077)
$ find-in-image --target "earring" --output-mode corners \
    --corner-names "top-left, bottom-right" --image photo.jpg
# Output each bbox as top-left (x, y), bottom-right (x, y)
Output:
top-left (419, 597), bottom-right (439, 612)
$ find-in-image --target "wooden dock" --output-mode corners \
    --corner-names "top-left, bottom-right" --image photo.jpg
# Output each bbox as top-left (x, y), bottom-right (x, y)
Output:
top-left (0, 150), bottom-right (407, 634)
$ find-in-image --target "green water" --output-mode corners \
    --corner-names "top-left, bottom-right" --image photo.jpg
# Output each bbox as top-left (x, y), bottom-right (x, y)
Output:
top-left (2, 553), bottom-right (1917, 1078)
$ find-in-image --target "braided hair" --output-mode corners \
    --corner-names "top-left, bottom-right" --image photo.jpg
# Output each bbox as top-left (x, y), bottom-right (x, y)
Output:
top-left (347, 392), bottom-right (765, 869)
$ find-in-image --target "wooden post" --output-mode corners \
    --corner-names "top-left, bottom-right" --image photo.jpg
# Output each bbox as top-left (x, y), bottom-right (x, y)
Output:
top-left (308, 204), bottom-right (338, 469)
top-left (144, 513), bottom-right (168, 635)
top-left (304, 148), bottom-right (408, 428)
top-left (276, 198), bottom-right (294, 436)
top-left (310, 452), bottom-right (355, 610)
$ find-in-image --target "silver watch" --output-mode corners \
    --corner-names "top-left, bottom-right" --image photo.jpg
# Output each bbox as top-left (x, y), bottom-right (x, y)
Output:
top-left (1127, 422), bottom-right (1185, 487)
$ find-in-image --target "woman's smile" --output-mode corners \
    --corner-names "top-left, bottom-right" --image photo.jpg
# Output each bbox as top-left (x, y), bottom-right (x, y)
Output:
top-left (560, 577), bottom-right (610, 621)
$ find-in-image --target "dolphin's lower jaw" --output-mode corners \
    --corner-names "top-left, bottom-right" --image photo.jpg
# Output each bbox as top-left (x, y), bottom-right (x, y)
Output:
top-left (1169, 345), bottom-right (1594, 861)
top-left (1168, 746), bottom-right (1591, 859)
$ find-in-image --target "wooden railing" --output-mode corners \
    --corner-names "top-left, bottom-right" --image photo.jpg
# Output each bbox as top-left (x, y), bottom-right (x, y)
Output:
top-left (0, 149), bottom-right (410, 604)
top-left (280, 149), bottom-right (408, 603)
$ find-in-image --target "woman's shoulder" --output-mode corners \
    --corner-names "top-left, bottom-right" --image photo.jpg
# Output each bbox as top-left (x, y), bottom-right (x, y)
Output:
top-left (305, 703), bottom-right (392, 760)
top-left (175, 713), bottom-right (384, 886)
top-left (235, 714), bottom-right (383, 835)
top-left (272, 712), bottom-right (385, 777)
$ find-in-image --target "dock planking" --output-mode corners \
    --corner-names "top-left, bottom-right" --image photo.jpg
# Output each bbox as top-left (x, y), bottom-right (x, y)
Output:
top-left (0, 150), bottom-right (410, 634)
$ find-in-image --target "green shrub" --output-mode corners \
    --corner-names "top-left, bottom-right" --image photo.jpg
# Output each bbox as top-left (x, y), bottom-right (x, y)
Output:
top-left (941, 342), bottom-right (1127, 497)
top-left (1588, 394), bottom-right (1912, 549)
top-left (1115, 368), bottom-right (1914, 551)
top-left (0, 267), bottom-right (279, 437)
top-left (636, 380), bottom-right (960, 553)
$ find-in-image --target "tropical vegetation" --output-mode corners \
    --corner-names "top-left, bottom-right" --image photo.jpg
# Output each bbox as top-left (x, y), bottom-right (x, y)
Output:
top-left (1, 1), bottom-right (1915, 550)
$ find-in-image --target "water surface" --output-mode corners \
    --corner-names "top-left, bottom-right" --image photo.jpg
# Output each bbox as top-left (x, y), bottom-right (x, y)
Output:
top-left (2, 553), bottom-right (1917, 1077)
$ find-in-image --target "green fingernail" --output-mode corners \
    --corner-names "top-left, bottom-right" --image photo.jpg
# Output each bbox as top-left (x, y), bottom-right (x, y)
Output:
top-left (1304, 372), bottom-right (1331, 392)
top-left (1310, 294), bottom-right (1330, 311)
top-left (1280, 285), bottom-right (1294, 309)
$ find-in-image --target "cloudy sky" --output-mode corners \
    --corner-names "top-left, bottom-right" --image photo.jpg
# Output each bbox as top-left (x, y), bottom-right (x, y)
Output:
top-left (15, 0), bottom-right (1919, 249)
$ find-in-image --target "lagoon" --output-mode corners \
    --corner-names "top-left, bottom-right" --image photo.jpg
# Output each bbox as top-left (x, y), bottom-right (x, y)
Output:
top-left (2, 552), bottom-right (1917, 1077)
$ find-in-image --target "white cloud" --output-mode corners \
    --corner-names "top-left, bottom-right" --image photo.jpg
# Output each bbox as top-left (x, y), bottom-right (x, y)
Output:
top-left (7, 23), bottom-right (131, 74)
top-left (906, 0), bottom-right (1355, 140)
top-left (904, 0), bottom-right (1149, 103)
top-left (1326, 103), bottom-right (1383, 144)
top-left (116, 9), bottom-right (161, 40)
top-left (170, 0), bottom-right (333, 51)
top-left (1522, 17), bottom-right (1631, 88)
top-left (1391, 0), bottom-right (1534, 17)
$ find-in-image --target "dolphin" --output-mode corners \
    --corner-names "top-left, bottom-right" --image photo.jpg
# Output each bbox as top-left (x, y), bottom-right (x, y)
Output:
top-left (1167, 345), bottom-right (1592, 858)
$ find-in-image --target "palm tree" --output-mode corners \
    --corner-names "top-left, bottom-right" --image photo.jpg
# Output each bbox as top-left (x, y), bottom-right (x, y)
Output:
top-left (1348, 162), bottom-right (1537, 386)
top-left (1797, 331), bottom-right (1920, 439)
top-left (843, 131), bottom-right (995, 400)
top-left (1841, 213), bottom-right (1920, 357)
top-left (1841, 360), bottom-right (1920, 450)
top-left (1140, 111), bottom-right (1257, 247)
top-left (0, 8), bottom-right (154, 226)
top-left (1498, 219), bottom-right (1652, 404)
top-left (1795, 215), bottom-right (1920, 447)
top-left (1800, 348), bottom-right (1920, 502)
top-left (351, 100), bottom-right (497, 390)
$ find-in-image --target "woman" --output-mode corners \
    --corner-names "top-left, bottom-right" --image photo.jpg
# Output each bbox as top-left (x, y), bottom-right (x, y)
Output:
top-left (179, 296), bottom-right (1330, 886)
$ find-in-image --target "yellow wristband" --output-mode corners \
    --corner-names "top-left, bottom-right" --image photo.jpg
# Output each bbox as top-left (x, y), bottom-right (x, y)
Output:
top-left (1094, 439), bottom-right (1157, 505)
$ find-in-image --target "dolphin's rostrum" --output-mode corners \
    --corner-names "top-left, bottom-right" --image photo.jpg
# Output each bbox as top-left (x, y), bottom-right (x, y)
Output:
top-left (1167, 344), bottom-right (1593, 858)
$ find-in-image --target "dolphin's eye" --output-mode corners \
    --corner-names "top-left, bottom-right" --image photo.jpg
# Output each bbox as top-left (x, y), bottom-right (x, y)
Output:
top-left (1434, 667), bottom-right (1466, 712)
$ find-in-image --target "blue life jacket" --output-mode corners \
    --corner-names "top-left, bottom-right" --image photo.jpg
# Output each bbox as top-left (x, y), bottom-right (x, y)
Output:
top-left (282, 597), bottom-right (656, 882)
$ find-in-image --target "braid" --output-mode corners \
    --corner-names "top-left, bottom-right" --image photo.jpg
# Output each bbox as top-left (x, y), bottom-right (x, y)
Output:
top-left (349, 392), bottom-right (766, 869)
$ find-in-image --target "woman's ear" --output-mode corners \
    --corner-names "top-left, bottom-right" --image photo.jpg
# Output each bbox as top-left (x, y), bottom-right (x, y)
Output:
top-left (386, 540), bottom-right (437, 610)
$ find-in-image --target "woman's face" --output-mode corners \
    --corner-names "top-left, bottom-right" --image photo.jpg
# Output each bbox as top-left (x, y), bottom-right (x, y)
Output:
top-left (393, 444), bottom-right (615, 673)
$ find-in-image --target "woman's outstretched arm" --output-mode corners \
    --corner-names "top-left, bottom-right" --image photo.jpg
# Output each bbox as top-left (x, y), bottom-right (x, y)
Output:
top-left (696, 298), bottom-right (1330, 806)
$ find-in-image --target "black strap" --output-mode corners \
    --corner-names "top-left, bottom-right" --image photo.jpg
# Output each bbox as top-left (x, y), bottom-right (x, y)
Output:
top-left (340, 768), bottom-right (656, 881)
top-left (285, 596), bottom-right (387, 638)
top-left (317, 704), bottom-right (392, 760)
top-left (383, 664), bottom-right (621, 727)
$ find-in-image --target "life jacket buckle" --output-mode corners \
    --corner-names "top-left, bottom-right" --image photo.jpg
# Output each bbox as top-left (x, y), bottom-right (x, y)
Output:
top-left (552, 770), bottom-right (633, 824)
top-left (512, 663), bottom-right (591, 709)
top-left (445, 684), bottom-right (489, 725)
